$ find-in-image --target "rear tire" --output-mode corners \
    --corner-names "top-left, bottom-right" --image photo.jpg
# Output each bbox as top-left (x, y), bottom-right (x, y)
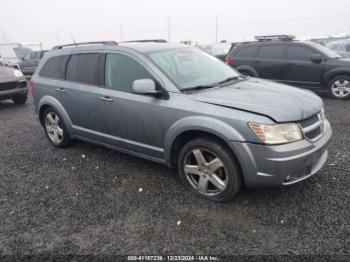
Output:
top-left (177, 137), bottom-right (242, 202)
top-left (327, 75), bottom-right (350, 100)
top-left (43, 107), bottom-right (72, 148)
top-left (12, 93), bottom-right (27, 104)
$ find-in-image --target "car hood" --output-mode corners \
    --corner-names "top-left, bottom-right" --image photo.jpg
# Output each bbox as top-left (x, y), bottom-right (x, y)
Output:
top-left (326, 57), bottom-right (350, 66)
top-left (189, 78), bottom-right (323, 122)
top-left (13, 47), bottom-right (33, 59)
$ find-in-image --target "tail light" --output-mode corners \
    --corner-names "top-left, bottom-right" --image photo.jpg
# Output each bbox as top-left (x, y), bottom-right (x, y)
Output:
top-left (225, 57), bottom-right (232, 64)
top-left (29, 79), bottom-right (34, 92)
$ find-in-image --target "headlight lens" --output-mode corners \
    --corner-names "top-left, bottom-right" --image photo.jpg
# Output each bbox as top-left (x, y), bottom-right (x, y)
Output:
top-left (14, 69), bottom-right (23, 77)
top-left (249, 122), bottom-right (303, 145)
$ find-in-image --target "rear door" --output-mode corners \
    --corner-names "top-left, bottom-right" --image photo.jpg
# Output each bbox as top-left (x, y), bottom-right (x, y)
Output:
top-left (253, 44), bottom-right (286, 81)
top-left (284, 44), bottom-right (324, 88)
top-left (56, 53), bottom-right (103, 137)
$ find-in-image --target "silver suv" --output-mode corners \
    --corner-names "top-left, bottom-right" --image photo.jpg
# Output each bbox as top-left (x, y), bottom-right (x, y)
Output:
top-left (32, 41), bottom-right (332, 202)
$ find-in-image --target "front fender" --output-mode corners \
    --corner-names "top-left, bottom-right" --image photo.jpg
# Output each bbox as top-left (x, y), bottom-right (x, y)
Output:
top-left (323, 67), bottom-right (350, 85)
top-left (164, 116), bottom-right (245, 165)
top-left (38, 95), bottom-right (73, 135)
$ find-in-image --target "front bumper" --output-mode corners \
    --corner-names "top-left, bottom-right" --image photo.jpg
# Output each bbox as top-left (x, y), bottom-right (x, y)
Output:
top-left (0, 79), bottom-right (28, 99)
top-left (230, 119), bottom-right (332, 187)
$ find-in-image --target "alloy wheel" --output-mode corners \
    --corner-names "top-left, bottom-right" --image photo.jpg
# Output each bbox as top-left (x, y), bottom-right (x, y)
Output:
top-left (331, 79), bottom-right (350, 98)
top-left (183, 148), bottom-right (228, 196)
top-left (45, 112), bottom-right (63, 144)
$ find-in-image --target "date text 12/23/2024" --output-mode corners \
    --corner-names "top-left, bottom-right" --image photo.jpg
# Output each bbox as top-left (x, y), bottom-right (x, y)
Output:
top-left (127, 256), bottom-right (219, 261)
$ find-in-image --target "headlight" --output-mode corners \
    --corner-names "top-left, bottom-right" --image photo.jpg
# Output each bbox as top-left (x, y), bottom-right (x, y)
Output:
top-left (249, 122), bottom-right (303, 145)
top-left (14, 69), bottom-right (23, 78)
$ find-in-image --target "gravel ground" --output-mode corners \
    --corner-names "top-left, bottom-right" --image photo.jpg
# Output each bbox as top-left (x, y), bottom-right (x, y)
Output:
top-left (0, 94), bottom-right (349, 259)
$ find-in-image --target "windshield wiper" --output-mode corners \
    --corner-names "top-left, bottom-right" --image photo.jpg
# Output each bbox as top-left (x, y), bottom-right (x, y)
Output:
top-left (218, 76), bottom-right (242, 85)
top-left (183, 83), bottom-right (218, 92)
top-left (183, 75), bottom-right (243, 92)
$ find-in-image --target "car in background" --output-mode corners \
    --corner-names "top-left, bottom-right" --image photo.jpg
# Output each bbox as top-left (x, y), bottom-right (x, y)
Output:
top-left (199, 42), bottom-right (234, 61)
top-left (0, 65), bottom-right (28, 104)
top-left (326, 39), bottom-right (350, 58)
top-left (225, 35), bottom-right (350, 99)
top-left (0, 44), bottom-right (32, 68)
top-left (0, 43), bottom-right (44, 74)
top-left (17, 50), bottom-right (48, 75)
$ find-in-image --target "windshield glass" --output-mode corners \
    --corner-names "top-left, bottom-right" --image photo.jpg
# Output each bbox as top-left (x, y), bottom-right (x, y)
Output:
top-left (148, 47), bottom-right (240, 91)
top-left (308, 42), bottom-right (342, 58)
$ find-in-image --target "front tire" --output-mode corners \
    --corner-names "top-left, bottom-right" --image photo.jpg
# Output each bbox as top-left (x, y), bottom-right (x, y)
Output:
top-left (43, 107), bottom-right (72, 148)
top-left (239, 70), bottom-right (256, 77)
top-left (12, 93), bottom-right (27, 104)
top-left (328, 75), bottom-right (350, 99)
top-left (177, 137), bottom-right (242, 202)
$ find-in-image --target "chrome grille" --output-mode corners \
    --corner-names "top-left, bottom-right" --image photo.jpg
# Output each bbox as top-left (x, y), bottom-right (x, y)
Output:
top-left (299, 111), bottom-right (325, 142)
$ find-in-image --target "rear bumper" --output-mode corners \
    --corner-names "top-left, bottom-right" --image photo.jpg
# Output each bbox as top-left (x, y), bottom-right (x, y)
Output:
top-left (230, 119), bottom-right (332, 187)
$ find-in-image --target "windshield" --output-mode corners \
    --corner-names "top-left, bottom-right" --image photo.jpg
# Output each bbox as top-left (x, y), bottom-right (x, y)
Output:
top-left (308, 42), bottom-right (342, 58)
top-left (326, 40), bottom-right (350, 52)
top-left (148, 47), bottom-right (240, 91)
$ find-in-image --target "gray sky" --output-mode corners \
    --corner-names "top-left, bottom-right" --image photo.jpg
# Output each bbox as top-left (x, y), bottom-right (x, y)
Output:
top-left (1, 0), bottom-right (350, 48)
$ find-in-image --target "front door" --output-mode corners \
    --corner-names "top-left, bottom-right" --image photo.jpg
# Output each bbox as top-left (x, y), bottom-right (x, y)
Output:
top-left (97, 52), bottom-right (164, 159)
top-left (284, 44), bottom-right (324, 88)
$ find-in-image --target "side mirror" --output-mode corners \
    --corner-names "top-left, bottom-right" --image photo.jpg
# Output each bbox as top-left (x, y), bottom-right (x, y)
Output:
top-left (311, 53), bottom-right (322, 64)
top-left (132, 79), bottom-right (162, 96)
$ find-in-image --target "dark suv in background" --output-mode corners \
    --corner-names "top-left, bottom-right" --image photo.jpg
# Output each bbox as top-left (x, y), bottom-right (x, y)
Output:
top-left (225, 35), bottom-right (350, 99)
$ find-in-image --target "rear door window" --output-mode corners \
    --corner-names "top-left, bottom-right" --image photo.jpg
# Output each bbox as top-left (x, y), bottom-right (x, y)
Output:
top-left (287, 45), bottom-right (314, 61)
top-left (66, 53), bottom-right (101, 86)
top-left (257, 45), bottom-right (284, 59)
top-left (39, 55), bottom-right (69, 80)
top-left (233, 46), bottom-right (257, 58)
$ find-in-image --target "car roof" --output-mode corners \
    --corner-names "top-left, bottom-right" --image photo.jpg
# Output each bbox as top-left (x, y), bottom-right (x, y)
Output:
top-left (48, 42), bottom-right (190, 56)
top-left (236, 40), bottom-right (312, 48)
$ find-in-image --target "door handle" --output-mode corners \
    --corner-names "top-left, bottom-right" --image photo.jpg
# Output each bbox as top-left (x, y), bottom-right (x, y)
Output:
top-left (99, 96), bottom-right (113, 102)
top-left (56, 88), bottom-right (67, 93)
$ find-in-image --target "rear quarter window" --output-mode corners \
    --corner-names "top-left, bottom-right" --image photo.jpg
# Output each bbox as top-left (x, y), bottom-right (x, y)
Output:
top-left (39, 55), bottom-right (69, 79)
top-left (233, 46), bottom-right (257, 58)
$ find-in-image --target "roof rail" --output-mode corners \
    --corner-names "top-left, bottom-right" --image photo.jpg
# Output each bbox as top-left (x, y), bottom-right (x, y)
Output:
top-left (122, 39), bottom-right (167, 43)
top-left (254, 35), bottom-right (296, 41)
top-left (52, 41), bottom-right (118, 50)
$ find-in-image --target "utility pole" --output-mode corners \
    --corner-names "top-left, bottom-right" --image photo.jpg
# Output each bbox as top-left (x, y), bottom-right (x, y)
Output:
top-left (0, 30), bottom-right (7, 43)
top-left (215, 16), bottom-right (218, 43)
top-left (167, 16), bottom-right (171, 42)
top-left (120, 25), bottom-right (123, 41)
top-left (70, 32), bottom-right (76, 44)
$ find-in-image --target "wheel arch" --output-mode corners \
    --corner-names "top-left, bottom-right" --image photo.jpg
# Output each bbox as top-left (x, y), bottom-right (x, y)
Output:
top-left (235, 65), bottom-right (259, 77)
top-left (164, 116), bottom-right (245, 169)
top-left (323, 68), bottom-right (350, 86)
top-left (38, 96), bottom-right (73, 136)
